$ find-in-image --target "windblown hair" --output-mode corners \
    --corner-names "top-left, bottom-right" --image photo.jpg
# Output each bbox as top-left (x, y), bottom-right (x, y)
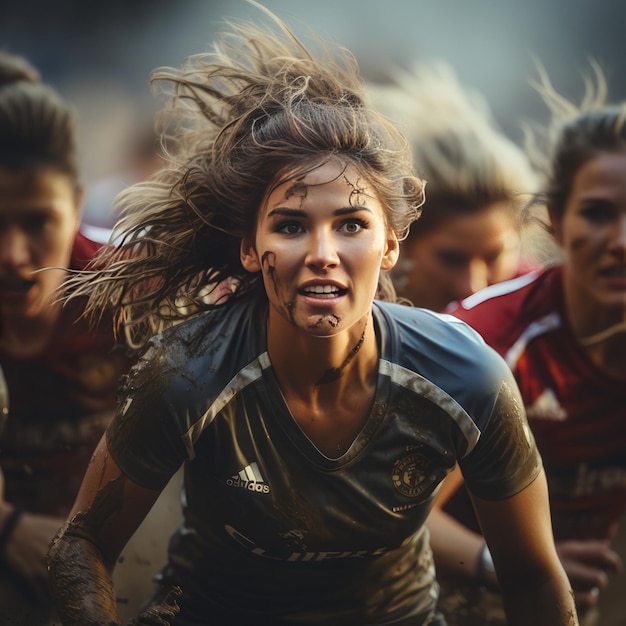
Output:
top-left (0, 50), bottom-right (79, 181)
top-left (64, 2), bottom-right (424, 348)
top-left (525, 60), bottom-right (626, 221)
top-left (368, 61), bottom-right (539, 239)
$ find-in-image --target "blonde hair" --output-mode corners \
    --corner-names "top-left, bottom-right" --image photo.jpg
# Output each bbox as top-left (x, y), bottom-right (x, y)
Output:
top-left (368, 61), bottom-right (560, 265)
top-left (369, 61), bottom-right (538, 230)
top-left (524, 59), bottom-right (626, 222)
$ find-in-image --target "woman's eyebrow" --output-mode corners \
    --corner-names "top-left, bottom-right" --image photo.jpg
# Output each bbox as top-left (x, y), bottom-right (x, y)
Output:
top-left (267, 206), bottom-right (373, 218)
top-left (267, 207), bottom-right (306, 218)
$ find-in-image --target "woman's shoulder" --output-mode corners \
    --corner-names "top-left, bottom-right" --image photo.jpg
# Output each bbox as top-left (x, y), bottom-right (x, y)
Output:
top-left (69, 230), bottom-right (105, 269)
top-left (375, 300), bottom-right (507, 379)
top-left (374, 301), bottom-right (515, 425)
top-left (450, 266), bottom-right (562, 352)
top-left (138, 297), bottom-right (264, 385)
top-left (452, 267), bottom-right (558, 323)
top-left (375, 300), bottom-right (489, 350)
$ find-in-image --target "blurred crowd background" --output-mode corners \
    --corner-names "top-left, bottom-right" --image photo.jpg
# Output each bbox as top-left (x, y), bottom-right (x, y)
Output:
top-left (1, 0), bottom-right (624, 189)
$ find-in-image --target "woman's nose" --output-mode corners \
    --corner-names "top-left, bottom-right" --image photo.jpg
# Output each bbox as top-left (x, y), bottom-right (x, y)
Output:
top-left (305, 230), bottom-right (340, 269)
top-left (456, 259), bottom-right (489, 300)
top-left (0, 227), bottom-right (30, 269)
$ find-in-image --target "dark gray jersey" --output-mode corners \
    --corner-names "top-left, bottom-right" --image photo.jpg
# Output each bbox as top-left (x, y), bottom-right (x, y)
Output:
top-left (107, 299), bottom-right (541, 625)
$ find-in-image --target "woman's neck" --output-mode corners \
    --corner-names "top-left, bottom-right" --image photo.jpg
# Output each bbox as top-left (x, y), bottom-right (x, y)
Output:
top-left (266, 310), bottom-right (380, 458)
top-left (266, 311), bottom-right (378, 400)
top-left (562, 274), bottom-right (626, 378)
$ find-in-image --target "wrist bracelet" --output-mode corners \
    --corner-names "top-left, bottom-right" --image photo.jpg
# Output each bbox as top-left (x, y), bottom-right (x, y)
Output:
top-left (0, 508), bottom-right (23, 558)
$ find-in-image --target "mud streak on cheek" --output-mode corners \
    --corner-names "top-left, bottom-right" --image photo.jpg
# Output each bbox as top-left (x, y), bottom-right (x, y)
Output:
top-left (261, 250), bottom-right (297, 325)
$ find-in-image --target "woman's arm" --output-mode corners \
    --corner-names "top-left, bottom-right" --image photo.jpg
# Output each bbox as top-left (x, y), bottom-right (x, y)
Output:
top-left (472, 469), bottom-right (578, 626)
top-left (48, 434), bottom-right (168, 625)
top-left (427, 466), bottom-right (621, 611)
top-left (426, 465), bottom-right (498, 588)
top-left (0, 466), bottom-right (66, 601)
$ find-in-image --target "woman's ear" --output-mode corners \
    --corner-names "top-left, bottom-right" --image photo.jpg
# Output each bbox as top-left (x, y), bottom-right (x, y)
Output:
top-left (380, 231), bottom-right (399, 271)
top-left (240, 238), bottom-right (261, 272)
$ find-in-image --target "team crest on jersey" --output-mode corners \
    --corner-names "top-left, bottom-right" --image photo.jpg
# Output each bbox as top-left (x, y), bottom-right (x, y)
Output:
top-left (392, 452), bottom-right (431, 498)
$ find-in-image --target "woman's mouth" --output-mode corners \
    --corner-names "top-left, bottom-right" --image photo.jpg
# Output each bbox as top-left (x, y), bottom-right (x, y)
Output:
top-left (299, 285), bottom-right (346, 299)
top-left (0, 276), bottom-right (36, 296)
top-left (600, 266), bottom-right (626, 277)
top-left (0, 276), bottom-right (35, 292)
top-left (597, 266), bottom-right (626, 291)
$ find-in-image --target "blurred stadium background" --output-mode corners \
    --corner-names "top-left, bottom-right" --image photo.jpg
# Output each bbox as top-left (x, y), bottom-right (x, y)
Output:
top-left (1, 0), bottom-right (624, 195)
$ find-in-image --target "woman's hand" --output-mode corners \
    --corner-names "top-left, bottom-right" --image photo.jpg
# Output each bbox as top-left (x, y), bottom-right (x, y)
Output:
top-left (127, 585), bottom-right (182, 625)
top-left (0, 468), bottom-right (64, 600)
top-left (556, 539), bottom-right (622, 612)
top-left (3, 510), bottom-right (65, 600)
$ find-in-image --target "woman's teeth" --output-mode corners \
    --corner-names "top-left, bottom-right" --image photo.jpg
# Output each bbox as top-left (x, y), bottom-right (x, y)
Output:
top-left (303, 285), bottom-right (339, 297)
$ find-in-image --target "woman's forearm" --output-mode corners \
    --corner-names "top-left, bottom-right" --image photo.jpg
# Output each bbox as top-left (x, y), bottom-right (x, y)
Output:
top-left (48, 520), bottom-right (121, 626)
top-left (426, 507), bottom-right (495, 586)
top-left (500, 573), bottom-right (579, 626)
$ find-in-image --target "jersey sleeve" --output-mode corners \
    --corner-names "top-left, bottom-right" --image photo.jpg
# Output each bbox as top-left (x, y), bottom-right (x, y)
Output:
top-left (106, 335), bottom-right (190, 490)
top-left (459, 373), bottom-right (543, 500)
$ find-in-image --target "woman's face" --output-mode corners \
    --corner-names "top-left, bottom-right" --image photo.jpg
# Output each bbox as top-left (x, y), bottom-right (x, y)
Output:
top-left (553, 152), bottom-right (626, 311)
top-left (0, 167), bottom-right (81, 319)
top-left (392, 202), bottom-right (521, 311)
top-left (241, 161), bottom-right (398, 337)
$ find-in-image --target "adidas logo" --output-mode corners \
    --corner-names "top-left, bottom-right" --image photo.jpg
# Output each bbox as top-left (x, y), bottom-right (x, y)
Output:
top-left (226, 462), bottom-right (270, 494)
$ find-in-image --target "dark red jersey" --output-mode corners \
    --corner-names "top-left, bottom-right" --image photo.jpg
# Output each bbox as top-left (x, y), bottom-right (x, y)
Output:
top-left (0, 230), bottom-right (134, 516)
top-left (451, 266), bottom-right (626, 541)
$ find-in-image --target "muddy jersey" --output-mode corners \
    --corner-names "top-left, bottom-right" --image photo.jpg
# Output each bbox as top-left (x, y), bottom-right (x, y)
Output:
top-left (451, 265), bottom-right (626, 541)
top-left (0, 231), bottom-right (133, 516)
top-left (107, 298), bottom-right (541, 626)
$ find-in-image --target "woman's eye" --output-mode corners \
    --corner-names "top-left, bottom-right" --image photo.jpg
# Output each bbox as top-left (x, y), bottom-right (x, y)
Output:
top-left (580, 203), bottom-right (614, 224)
top-left (339, 219), bottom-right (366, 234)
top-left (278, 222), bottom-right (303, 234)
top-left (437, 250), bottom-right (468, 269)
top-left (485, 250), bottom-right (504, 266)
top-left (23, 214), bottom-right (50, 234)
